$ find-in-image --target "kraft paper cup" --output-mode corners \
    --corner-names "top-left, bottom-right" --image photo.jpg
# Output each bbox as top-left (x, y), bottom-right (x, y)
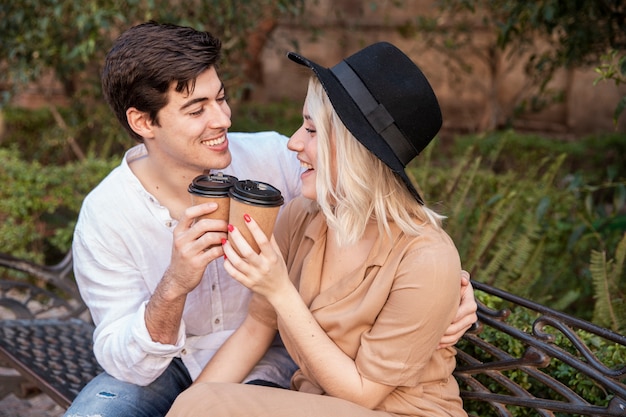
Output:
top-left (228, 179), bottom-right (284, 255)
top-left (188, 173), bottom-right (238, 222)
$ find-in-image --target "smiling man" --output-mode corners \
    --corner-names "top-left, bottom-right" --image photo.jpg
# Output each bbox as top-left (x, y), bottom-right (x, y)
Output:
top-left (64, 22), bottom-right (302, 417)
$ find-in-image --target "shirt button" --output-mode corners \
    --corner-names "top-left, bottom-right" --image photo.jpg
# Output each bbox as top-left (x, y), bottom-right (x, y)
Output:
top-left (214, 318), bottom-right (220, 325)
top-left (211, 284), bottom-right (216, 291)
top-left (181, 348), bottom-right (187, 355)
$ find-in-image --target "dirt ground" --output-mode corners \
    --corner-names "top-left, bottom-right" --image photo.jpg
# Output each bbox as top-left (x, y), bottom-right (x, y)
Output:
top-left (0, 393), bottom-right (63, 417)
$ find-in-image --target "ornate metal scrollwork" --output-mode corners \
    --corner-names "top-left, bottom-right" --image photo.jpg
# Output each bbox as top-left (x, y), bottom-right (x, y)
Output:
top-left (455, 280), bottom-right (626, 417)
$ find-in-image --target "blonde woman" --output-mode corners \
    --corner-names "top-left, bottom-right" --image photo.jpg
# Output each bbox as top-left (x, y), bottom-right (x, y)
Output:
top-left (167, 42), bottom-right (470, 417)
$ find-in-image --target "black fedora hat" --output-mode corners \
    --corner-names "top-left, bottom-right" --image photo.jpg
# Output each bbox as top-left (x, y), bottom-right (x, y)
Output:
top-left (287, 42), bottom-right (442, 204)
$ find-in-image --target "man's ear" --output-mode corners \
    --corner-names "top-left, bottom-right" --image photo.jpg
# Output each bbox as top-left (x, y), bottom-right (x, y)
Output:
top-left (127, 107), bottom-right (155, 139)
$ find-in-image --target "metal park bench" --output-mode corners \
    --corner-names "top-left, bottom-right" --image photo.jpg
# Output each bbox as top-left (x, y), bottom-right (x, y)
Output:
top-left (456, 281), bottom-right (625, 416)
top-left (0, 251), bottom-right (624, 415)
top-left (0, 252), bottom-right (101, 408)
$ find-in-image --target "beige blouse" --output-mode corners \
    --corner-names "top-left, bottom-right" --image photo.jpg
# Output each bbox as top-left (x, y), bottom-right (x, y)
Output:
top-left (250, 197), bottom-right (467, 417)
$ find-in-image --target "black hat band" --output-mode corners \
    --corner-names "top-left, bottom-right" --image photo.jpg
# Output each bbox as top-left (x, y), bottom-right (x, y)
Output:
top-left (330, 61), bottom-right (417, 167)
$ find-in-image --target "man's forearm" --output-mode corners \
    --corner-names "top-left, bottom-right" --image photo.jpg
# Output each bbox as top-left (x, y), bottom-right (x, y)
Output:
top-left (145, 270), bottom-right (188, 344)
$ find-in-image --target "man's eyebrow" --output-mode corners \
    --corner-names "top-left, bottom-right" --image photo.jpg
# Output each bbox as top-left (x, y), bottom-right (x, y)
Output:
top-left (179, 83), bottom-right (225, 111)
top-left (180, 97), bottom-right (207, 110)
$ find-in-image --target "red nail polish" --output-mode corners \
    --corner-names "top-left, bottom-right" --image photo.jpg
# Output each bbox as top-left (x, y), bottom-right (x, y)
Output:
top-left (224, 254), bottom-right (227, 260)
top-left (221, 238), bottom-right (227, 245)
top-left (228, 224), bottom-right (234, 232)
top-left (244, 214), bottom-right (251, 223)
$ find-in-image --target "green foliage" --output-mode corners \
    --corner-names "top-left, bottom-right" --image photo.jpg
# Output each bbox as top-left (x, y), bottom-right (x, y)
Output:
top-left (0, 147), bottom-right (117, 263)
top-left (590, 233), bottom-right (626, 333)
top-left (411, 130), bottom-right (626, 326)
top-left (230, 100), bottom-right (303, 136)
top-left (0, 0), bottom-right (120, 101)
top-left (451, 131), bottom-right (626, 183)
top-left (594, 50), bottom-right (626, 125)
top-left (1, 104), bottom-right (127, 163)
top-left (1, 0), bottom-right (306, 104)
top-left (1, 0), bottom-right (306, 161)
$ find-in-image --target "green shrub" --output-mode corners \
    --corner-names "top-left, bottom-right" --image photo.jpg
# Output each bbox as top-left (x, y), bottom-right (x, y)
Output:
top-left (2, 104), bottom-right (130, 163)
top-left (0, 147), bottom-right (117, 263)
top-left (231, 99), bottom-right (302, 136)
top-left (444, 131), bottom-right (626, 184)
top-left (411, 130), bottom-right (626, 327)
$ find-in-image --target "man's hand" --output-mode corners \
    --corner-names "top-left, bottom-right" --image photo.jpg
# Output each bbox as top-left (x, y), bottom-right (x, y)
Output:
top-left (438, 270), bottom-right (478, 349)
top-left (167, 202), bottom-right (227, 295)
top-left (145, 202), bottom-right (227, 344)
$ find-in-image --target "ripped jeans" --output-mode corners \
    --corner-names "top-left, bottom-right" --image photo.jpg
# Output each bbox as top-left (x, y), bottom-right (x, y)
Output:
top-left (63, 358), bottom-right (192, 417)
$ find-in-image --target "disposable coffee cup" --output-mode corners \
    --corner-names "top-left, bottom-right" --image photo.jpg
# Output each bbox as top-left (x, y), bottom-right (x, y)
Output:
top-left (188, 173), bottom-right (238, 222)
top-left (228, 179), bottom-right (284, 255)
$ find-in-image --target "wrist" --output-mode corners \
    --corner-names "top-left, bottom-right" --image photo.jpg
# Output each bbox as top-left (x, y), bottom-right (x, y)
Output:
top-left (267, 280), bottom-right (300, 312)
top-left (158, 268), bottom-right (194, 301)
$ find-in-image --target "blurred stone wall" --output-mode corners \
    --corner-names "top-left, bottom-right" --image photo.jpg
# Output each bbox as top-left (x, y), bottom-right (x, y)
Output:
top-left (9, 0), bottom-right (626, 137)
top-left (251, 0), bottom-right (626, 137)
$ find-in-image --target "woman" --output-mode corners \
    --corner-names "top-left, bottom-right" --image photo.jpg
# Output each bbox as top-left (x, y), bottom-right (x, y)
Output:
top-left (167, 42), bottom-right (468, 416)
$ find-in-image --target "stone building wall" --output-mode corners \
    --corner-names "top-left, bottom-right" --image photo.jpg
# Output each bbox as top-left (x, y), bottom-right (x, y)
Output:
top-left (8, 0), bottom-right (626, 138)
top-left (250, 0), bottom-right (626, 137)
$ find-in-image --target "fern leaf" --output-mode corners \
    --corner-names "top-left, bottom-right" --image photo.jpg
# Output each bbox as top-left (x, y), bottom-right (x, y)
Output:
top-left (466, 191), bottom-right (519, 280)
top-left (590, 249), bottom-right (616, 330)
top-left (590, 233), bottom-right (626, 332)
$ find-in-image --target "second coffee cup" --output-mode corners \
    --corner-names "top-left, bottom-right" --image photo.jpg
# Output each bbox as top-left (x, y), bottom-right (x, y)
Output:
top-left (228, 179), bottom-right (284, 255)
top-left (188, 172), bottom-right (238, 222)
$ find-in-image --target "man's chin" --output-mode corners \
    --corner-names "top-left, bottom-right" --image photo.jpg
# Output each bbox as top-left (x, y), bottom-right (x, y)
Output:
top-left (205, 150), bottom-right (232, 172)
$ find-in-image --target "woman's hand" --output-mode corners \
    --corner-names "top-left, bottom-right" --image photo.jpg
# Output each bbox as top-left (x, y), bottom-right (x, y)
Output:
top-left (222, 214), bottom-right (292, 303)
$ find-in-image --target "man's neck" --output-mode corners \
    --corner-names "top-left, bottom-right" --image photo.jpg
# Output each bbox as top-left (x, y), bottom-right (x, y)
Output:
top-left (128, 149), bottom-right (201, 220)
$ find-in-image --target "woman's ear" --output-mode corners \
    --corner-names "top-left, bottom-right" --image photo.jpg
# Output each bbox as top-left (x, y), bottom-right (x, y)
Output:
top-left (126, 107), bottom-right (155, 139)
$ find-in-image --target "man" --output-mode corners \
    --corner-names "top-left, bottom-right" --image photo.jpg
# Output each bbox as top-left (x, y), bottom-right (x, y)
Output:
top-left (64, 21), bottom-right (477, 417)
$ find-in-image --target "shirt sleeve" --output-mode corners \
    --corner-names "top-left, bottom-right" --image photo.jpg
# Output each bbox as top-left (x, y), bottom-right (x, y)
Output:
top-left (73, 212), bottom-right (184, 386)
top-left (355, 235), bottom-right (461, 387)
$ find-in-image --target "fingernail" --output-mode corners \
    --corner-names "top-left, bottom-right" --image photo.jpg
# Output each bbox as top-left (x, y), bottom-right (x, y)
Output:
top-left (227, 224), bottom-right (234, 232)
top-left (244, 214), bottom-right (251, 223)
top-left (221, 238), bottom-right (227, 245)
top-left (224, 254), bottom-right (227, 260)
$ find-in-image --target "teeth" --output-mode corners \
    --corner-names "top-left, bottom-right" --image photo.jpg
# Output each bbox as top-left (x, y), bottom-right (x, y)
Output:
top-left (201, 136), bottom-right (225, 146)
top-left (300, 161), bottom-right (313, 170)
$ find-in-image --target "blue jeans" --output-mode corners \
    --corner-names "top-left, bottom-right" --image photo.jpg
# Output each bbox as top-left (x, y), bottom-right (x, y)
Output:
top-left (63, 358), bottom-right (284, 417)
top-left (63, 358), bottom-right (192, 417)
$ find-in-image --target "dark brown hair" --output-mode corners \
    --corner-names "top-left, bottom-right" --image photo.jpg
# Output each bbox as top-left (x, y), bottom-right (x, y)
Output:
top-left (101, 21), bottom-right (222, 142)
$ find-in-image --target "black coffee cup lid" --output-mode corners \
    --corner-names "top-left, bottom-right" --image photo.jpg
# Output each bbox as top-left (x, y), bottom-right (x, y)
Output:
top-left (229, 180), bottom-right (284, 207)
top-left (188, 173), bottom-right (238, 197)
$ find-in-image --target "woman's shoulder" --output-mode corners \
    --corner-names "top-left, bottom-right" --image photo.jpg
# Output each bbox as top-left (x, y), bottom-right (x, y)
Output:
top-left (398, 224), bottom-right (460, 261)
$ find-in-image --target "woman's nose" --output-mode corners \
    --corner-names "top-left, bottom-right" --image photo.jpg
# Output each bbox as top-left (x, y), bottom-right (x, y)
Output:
top-left (287, 127), bottom-right (305, 151)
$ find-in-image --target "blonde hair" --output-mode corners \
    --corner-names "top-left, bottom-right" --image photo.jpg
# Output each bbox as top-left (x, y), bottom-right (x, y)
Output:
top-left (305, 77), bottom-right (445, 246)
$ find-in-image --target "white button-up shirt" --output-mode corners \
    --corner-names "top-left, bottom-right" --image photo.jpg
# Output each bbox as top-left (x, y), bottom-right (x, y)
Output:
top-left (73, 131), bottom-right (302, 387)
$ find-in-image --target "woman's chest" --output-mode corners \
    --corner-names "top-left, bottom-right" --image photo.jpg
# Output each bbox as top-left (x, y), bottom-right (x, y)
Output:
top-left (318, 228), bottom-right (377, 292)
